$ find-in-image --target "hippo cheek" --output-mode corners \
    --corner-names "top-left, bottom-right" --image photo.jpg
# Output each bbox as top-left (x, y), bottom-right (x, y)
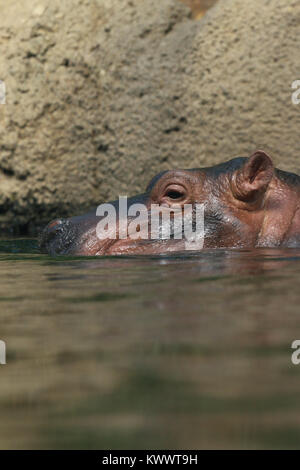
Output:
top-left (202, 211), bottom-right (252, 248)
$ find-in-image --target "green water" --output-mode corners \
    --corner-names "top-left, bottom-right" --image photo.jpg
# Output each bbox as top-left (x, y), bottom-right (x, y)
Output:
top-left (1, 239), bottom-right (300, 449)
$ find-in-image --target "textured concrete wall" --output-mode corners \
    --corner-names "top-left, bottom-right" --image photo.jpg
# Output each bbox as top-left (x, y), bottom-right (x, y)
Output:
top-left (0, 0), bottom-right (299, 232)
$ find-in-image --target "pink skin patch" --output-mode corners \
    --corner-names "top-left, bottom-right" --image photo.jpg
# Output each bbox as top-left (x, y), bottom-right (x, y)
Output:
top-left (47, 219), bottom-right (62, 230)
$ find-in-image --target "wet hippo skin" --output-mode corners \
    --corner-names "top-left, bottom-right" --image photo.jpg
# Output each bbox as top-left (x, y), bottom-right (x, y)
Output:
top-left (40, 151), bottom-right (300, 256)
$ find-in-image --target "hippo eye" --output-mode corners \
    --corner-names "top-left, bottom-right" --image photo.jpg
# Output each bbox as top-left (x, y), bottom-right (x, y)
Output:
top-left (166, 189), bottom-right (184, 200)
top-left (162, 184), bottom-right (187, 202)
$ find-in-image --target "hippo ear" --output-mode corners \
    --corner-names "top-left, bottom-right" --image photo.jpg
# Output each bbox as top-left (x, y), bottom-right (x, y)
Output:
top-left (232, 150), bottom-right (274, 201)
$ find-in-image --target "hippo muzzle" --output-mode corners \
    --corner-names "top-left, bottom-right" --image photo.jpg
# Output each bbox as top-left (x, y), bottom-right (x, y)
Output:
top-left (39, 218), bottom-right (79, 256)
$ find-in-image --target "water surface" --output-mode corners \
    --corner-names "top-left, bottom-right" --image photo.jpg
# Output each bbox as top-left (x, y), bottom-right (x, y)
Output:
top-left (1, 239), bottom-right (300, 449)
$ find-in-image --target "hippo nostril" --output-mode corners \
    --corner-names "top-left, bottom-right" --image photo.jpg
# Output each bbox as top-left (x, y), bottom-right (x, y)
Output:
top-left (47, 219), bottom-right (64, 231)
top-left (39, 218), bottom-right (78, 255)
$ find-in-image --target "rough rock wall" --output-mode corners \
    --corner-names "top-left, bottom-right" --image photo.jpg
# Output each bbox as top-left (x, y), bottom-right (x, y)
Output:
top-left (0, 0), bottom-right (300, 232)
top-left (174, 0), bottom-right (300, 173)
top-left (0, 0), bottom-right (193, 231)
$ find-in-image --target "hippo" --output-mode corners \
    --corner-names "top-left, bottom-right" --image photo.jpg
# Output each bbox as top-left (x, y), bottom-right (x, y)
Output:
top-left (39, 150), bottom-right (300, 256)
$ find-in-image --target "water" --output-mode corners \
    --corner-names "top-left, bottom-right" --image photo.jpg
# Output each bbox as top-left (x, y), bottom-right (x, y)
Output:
top-left (1, 239), bottom-right (300, 449)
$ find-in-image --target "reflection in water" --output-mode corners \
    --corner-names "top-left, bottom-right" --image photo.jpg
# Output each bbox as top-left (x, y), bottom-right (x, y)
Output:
top-left (0, 239), bottom-right (300, 449)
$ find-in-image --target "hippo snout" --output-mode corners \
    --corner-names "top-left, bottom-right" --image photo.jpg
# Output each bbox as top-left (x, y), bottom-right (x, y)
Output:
top-left (39, 218), bottom-right (78, 255)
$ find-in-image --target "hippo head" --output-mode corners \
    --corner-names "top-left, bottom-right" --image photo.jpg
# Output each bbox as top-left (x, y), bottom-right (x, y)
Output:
top-left (40, 150), bottom-right (287, 256)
